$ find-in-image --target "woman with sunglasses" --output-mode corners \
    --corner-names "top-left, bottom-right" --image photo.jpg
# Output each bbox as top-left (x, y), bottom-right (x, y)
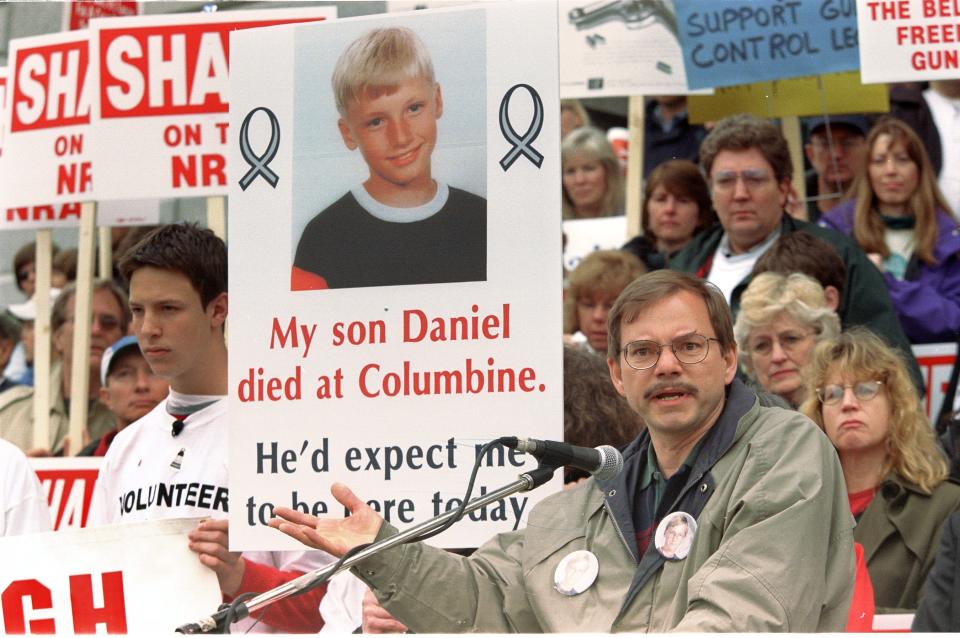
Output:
top-left (735, 272), bottom-right (840, 408)
top-left (818, 117), bottom-right (960, 343)
top-left (801, 328), bottom-right (960, 611)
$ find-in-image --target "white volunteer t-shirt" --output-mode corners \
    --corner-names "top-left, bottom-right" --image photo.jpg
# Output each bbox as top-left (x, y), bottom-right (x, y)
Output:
top-left (0, 438), bottom-right (52, 536)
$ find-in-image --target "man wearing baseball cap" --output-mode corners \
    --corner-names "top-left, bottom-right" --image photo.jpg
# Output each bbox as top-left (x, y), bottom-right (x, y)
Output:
top-left (803, 115), bottom-right (870, 222)
top-left (79, 335), bottom-right (168, 456)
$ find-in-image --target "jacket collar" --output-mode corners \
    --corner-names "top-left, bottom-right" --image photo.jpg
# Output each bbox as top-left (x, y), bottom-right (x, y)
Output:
top-left (858, 474), bottom-right (932, 563)
top-left (598, 377), bottom-right (758, 548)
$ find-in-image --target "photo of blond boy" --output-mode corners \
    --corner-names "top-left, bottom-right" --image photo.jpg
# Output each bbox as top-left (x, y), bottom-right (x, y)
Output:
top-left (292, 26), bottom-right (487, 291)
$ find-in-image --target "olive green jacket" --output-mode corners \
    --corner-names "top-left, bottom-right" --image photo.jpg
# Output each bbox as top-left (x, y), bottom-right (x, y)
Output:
top-left (0, 361), bottom-right (115, 454)
top-left (856, 474), bottom-right (960, 611)
top-left (354, 380), bottom-right (855, 632)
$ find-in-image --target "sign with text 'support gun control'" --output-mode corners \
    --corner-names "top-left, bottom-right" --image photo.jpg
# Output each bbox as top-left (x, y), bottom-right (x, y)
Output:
top-left (87, 6), bottom-right (335, 202)
top-left (227, 3), bottom-right (562, 551)
top-left (676, 0), bottom-right (861, 90)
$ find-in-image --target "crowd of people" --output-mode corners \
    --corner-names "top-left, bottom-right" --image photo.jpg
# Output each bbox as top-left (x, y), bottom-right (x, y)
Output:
top-left (1, 87), bottom-right (960, 631)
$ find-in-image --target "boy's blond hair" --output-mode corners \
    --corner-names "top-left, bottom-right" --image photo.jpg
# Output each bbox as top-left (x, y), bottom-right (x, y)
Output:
top-left (332, 27), bottom-right (435, 116)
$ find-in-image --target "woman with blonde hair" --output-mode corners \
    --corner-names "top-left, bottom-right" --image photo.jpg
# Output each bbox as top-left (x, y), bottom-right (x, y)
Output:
top-left (561, 127), bottom-right (624, 219)
top-left (800, 328), bottom-right (960, 611)
top-left (734, 272), bottom-right (840, 407)
top-left (819, 116), bottom-right (960, 343)
top-left (564, 250), bottom-right (645, 353)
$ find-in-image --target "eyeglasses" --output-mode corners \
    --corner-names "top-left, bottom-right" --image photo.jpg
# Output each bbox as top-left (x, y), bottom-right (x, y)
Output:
top-left (620, 333), bottom-right (720, 370)
top-left (748, 330), bottom-right (816, 357)
top-left (66, 314), bottom-right (122, 332)
top-left (816, 380), bottom-right (884, 405)
top-left (711, 169), bottom-right (773, 192)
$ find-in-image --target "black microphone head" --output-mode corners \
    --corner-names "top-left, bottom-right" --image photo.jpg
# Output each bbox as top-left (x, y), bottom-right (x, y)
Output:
top-left (172, 420), bottom-right (185, 437)
top-left (593, 445), bottom-right (624, 481)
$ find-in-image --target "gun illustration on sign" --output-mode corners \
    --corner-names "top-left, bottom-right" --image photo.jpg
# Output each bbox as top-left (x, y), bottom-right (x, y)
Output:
top-left (567, 0), bottom-right (678, 39)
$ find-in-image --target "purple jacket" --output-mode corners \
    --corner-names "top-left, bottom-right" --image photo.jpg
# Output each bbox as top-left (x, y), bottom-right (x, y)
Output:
top-left (820, 201), bottom-right (960, 343)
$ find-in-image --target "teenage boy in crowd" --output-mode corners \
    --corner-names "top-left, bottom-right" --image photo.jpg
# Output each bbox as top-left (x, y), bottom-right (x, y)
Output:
top-left (79, 335), bottom-right (169, 456)
top-left (292, 26), bottom-right (486, 291)
top-left (89, 224), bottom-right (332, 633)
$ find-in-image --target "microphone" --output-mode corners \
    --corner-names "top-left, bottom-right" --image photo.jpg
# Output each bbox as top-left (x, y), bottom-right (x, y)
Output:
top-left (172, 420), bottom-right (185, 437)
top-left (502, 437), bottom-right (623, 481)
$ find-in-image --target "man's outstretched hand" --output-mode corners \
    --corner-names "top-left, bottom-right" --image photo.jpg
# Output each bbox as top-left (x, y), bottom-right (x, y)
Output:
top-left (270, 482), bottom-right (384, 556)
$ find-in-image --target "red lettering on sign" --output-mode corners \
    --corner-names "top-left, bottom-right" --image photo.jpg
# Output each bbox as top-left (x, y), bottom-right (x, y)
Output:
top-left (56, 161), bottom-right (93, 195)
top-left (69, 572), bottom-right (127, 634)
top-left (11, 40), bottom-right (90, 132)
top-left (36, 467), bottom-right (97, 529)
top-left (2, 579), bottom-right (55, 633)
top-left (172, 153), bottom-right (226, 188)
top-left (5, 203), bottom-right (82, 224)
top-left (99, 18), bottom-right (321, 118)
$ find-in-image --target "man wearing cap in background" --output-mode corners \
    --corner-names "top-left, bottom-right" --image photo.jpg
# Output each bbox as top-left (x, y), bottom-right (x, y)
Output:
top-left (79, 335), bottom-right (168, 456)
top-left (0, 281), bottom-right (127, 455)
top-left (803, 115), bottom-right (870, 223)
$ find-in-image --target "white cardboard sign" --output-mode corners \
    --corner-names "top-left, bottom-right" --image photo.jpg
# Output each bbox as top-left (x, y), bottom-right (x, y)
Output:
top-left (857, 0), bottom-right (960, 83)
top-left (227, 4), bottom-right (562, 550)
top-left (0, 31), bottom-right (92, 224)
top-left (88, 6), bottom-right (336, 202)
top-left (559, 0), bottom-right (701, 97)
top-left (0, 518), bottom-right (219, 634)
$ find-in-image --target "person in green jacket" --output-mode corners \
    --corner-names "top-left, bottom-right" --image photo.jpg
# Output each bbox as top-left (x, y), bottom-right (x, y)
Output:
top-left (270, 271), bottom-right (855, 632)
top-left (802, 328), bottom-right (960, 611)
top-left (669, 113), bottom-right (924, 392)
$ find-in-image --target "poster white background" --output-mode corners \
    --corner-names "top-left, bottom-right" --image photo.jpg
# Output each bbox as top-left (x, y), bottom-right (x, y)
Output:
top-left (228, 3), bottom-right (562, 551)
top-left (0, 518), bottom-right (219, 634)
top-left (563, 215), bottom-right (628, 272)
top-left (559, 0), bottom-right (699, 97)
top-left (0, 30), bottom-right (92, 213)
top-left (88, 6), bottom-right (336, 202)
top-left (858, 0), bottom-right (960, 83)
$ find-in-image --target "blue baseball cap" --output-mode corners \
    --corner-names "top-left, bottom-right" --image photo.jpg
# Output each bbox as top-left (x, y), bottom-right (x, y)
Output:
top-left (100, 335), bottom-right (142, 385)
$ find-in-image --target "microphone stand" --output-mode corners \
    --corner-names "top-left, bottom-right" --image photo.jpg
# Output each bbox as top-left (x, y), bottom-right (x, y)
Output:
top-left (176, 465), bottom-right (557, 634)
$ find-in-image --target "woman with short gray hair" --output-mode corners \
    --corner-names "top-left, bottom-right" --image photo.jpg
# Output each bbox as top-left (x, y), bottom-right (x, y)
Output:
top-left (734, 272), bottom-right (841, 407)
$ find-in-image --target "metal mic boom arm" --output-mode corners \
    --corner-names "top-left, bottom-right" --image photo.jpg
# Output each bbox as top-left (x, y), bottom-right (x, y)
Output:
top-left (175, 466), bottom-right (557, 634)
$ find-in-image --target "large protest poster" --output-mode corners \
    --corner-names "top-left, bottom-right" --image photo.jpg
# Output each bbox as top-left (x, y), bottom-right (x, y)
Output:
top-left (0, 30), bottom-right (91, 228)
top-left (30, 457), bottom-right (102, 531)
top-left (87, 6), bottom-right (335, 202)
top-left (228, 4), bottom-right (562, 550)
top-left (559, 0), bottom-right (699, 97)
top-left (0, 518), bottom-right (219, 634)
top-left (857, 0), bottom-right (960, 83)
top-left (675, 0), bottom-right (860, 90)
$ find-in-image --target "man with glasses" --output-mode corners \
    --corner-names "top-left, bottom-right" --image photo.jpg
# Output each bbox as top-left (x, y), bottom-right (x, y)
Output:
top-left (268, 271), bottom-right (856, 632)
top-left (671, 113), bottom-right (923, 392)
top-left (0, 280), bottom-right (128, 455)
top-left (803, 116), bottom-right (869, 223)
